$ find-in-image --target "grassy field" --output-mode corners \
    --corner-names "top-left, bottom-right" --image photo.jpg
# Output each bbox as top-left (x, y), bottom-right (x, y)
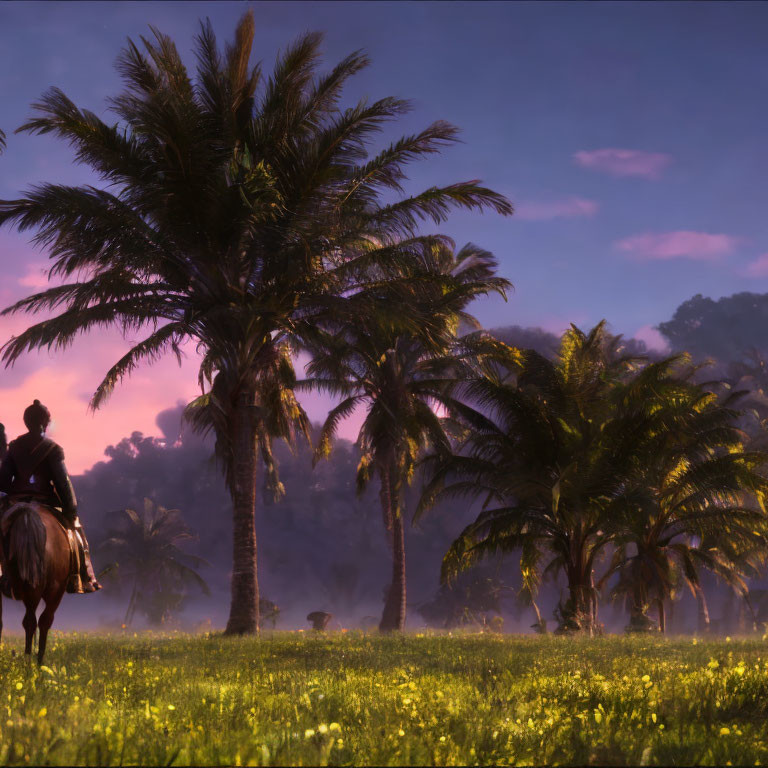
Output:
top-left (1, 631), bottom-right (768, 766)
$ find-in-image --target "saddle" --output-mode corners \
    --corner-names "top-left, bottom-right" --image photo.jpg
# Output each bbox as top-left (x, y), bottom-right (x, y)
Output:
top-left (0, 498), bottom-right (83, 594)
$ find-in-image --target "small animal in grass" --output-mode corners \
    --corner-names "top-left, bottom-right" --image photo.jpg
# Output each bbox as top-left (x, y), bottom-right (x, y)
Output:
top-left (307, 611), bottom-right (333, 631)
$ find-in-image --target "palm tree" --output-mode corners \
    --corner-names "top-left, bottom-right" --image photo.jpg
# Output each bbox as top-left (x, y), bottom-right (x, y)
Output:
top-left (304, 242), bottom-right (510, 631)
top-left (598, 360), bottom-right (768, 632)
top-left (603, 528), bottom-right (766, 634)
top-left (420, 322), bottom-right (654, 634)
top-left (424, 328), bottom-right (768, 634)
top-left (99, 498), bottom-right (209, 627)
top-left (0, 129), bottom-right (5, 154)
top-left (0, 12), bottom-right (512, 633)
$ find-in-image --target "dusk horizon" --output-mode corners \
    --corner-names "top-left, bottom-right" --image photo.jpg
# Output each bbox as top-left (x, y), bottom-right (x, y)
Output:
top-left (3, 1), bottom-right (768, 472)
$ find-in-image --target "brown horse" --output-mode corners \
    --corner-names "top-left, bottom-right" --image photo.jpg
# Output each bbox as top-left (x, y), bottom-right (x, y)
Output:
top-left (0, 503), bottom-right (70, 663)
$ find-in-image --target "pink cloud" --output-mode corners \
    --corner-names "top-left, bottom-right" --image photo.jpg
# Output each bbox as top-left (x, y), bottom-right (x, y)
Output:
top-left (516, 196), bottom-right (599, 221)
top-left (0, 336), bottom-right (204, 474)
top-left (740, 253), bottom-right (768, 278)
top-left (615, 231), bottom-right (740, 261)
top-left (573, 148), bottom-right (673, 179)
top-left (0, 330), bottom-right (360, 475)
top-left (632, 324), bottom-right (670, 353)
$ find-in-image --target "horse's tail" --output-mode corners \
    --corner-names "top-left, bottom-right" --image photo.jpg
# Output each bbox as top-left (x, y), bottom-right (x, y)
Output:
top-left (8, 507), bottom-right (47, 590)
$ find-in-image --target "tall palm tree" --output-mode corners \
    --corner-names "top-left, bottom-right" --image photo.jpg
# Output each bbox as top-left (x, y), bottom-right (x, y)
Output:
top-left (0, 129), bottom-right (5, 154)
top-left (99, 498), bottom-right (209, 627)
top-left (304, 242), bottom-right (510, 631)
top-left (0, 13), bottom-right (512, 633)
top-left (420, 322), bottom-right (654, 633)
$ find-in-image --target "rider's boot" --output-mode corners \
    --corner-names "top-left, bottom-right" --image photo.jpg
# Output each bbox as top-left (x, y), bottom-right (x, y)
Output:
top-left (74, 524), bottom-right (101, 593)
top-left (63, 516), bottom-right (84, 594)
top-left (65, 540), bottom-right (84, 595)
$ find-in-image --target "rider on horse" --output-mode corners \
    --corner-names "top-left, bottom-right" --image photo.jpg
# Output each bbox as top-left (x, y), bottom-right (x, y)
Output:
top-left (0, 400), bottom-right (101, 596)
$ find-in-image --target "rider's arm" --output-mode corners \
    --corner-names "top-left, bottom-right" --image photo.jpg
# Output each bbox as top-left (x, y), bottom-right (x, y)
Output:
top-left (49, 447), bottom-right (78, 523)
top-left (0, 452), bottom-right (15, 494)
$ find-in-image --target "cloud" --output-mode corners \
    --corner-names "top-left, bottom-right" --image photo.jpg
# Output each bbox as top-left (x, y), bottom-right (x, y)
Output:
top-left (0, 348), bottom-right (204, 475)
top-left (615, 231), bottom-right (740, 261)
top-left (740, 253), bottom-right (768, 278)
top-left (515, 196), bottom-right (599, 221)
top-left (0, 331), bottom-right (360, 475)
top-left (633, 324), bottom-right (670, 353)
top-left (573, 149), bottom-right (673, 179)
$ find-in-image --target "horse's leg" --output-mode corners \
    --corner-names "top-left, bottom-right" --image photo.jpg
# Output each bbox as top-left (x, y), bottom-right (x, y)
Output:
top-left (37, 589), bottom-right (64, 665)
top-left (22, 598), bottom-right (38, 656)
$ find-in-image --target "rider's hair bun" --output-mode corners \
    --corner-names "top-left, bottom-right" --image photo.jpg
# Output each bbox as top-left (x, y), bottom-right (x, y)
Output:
top-left (23, 399), bottom-right (50, 430)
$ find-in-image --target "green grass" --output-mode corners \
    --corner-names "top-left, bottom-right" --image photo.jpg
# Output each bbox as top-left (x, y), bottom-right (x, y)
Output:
top-left (1, 631), bottom-right (768, 765)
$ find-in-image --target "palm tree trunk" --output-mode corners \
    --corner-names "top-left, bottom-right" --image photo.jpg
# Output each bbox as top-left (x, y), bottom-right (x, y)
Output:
top-left (631, 583), bottom-right (646, 622)
top-left (742, 592), bottom-right (758, 633)
top-left (379, 461), bottom-right (406, 633)
top-left (225, 388), bottom-right (260, 635)
top-left (124, 578), bottom-right (139, 627)
top-left (657, 598), bottom-right (666, 634)
top-left (694, 583), bottom-right (710, 634)
top-left (565, 562), bottom-right (592, 634)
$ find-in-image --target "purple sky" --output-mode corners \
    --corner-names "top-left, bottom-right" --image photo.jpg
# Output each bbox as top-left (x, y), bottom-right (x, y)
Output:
top-left (1, 1), bottom-right (767, 471)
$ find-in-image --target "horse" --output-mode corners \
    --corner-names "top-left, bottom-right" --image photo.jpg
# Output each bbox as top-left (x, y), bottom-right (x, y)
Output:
top-left (0, 502), bottom-right (70, 663)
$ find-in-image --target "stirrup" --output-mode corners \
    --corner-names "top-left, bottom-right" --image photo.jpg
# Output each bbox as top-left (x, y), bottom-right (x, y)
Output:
top-left (66, 573), bottom-right (84, 594)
